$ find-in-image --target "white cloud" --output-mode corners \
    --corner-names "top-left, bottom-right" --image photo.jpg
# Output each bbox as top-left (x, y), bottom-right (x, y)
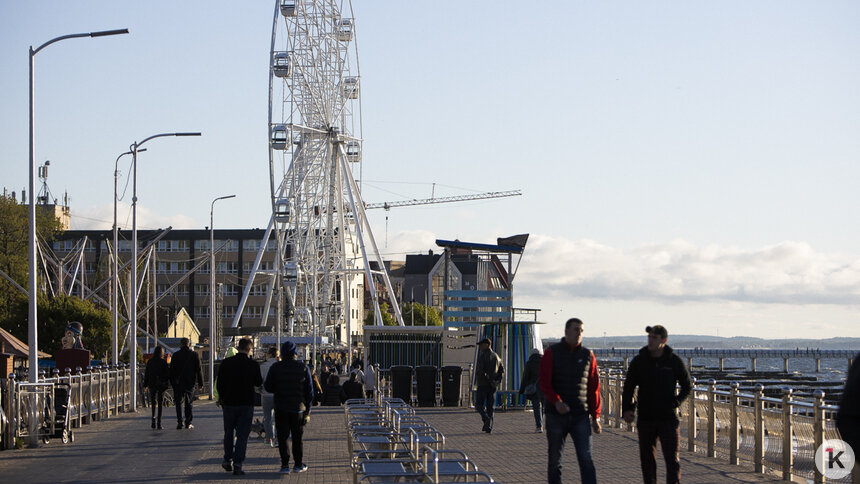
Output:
top-left (71, 203), bottom-right (200, 231)
top-left (517, 235), bottom-right (860, 306)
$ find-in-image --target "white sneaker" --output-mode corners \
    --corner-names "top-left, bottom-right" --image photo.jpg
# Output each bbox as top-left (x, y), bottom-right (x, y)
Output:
top-left (536, 427), bottom-right (543, 433)
top-left (294, 464), bottom-right (308, 473)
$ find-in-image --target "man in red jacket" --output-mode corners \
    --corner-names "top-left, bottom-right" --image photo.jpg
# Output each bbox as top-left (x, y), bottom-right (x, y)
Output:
top-left (539, 318), bottom-right (601, 484)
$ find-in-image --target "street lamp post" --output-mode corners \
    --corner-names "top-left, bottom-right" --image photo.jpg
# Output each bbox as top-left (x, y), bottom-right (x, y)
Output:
top-left (28, 28), bottom-right (128, 386)
top-left (27, 28), bottom-right (127, 450)
top-left (129, 132), bottom-right (201, 410)
top-left (209, 194), bottom-right (235, 399)
top-left (112, 148), bottom-right (145, 365)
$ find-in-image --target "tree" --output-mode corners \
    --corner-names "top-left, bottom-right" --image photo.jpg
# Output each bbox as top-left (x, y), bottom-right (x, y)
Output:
top-left (363, 302), bottom-right (397, 326)
top-left (0, 194), bottom-right (64, 324)
top-left (2, 294), bottom-right (112, 360)
top-left (402, 302), bottom-right (442, 326)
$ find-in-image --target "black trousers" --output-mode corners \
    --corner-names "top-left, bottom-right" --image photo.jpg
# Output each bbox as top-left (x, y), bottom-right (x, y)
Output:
top-left (275, 410), bottom-right (305, 468)
top-left (149, 388), bottom-right (164, 421)
top-left (637, 418), bottom-right (681, 484)
top-left (173, 385), bottom-right (194, 425)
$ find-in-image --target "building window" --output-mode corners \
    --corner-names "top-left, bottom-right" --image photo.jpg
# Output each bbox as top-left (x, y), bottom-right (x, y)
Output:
top-left (157, 240), bottom-right (189, 252)
top-left (197, 306), bottom-right (210, 319)
top-left (157, 262), bottom-right (189, 274)
top-left (243, 239), bottom-right (261, 252)
top-left (216, 262), bottom-right (238, 274)
top-left (243, 261), bottom-right (273, 272)
top-left (250, 285), bottom-right (267, 296)
top-left (85, 262), bottom-right (97, 273)
top-left (222, 284), bottom-right (238, 296)
top-left (84, 240), bottom-right (96, 252)
top-left (194, 240), bottom-right (211, 251)
top-left (118, 240), bottom-right (133, 253)
top-left (223, 306), bottom-right (236, 319)
top-left (194, 284), bottom-right (209, 296)
top-left (246, 306), bottom-right (263, 318)
top-left (266, 240), bottom-right (278, 251)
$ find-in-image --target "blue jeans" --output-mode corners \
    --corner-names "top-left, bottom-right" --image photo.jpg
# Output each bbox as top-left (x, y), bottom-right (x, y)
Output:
top-left (475, 385), bottom-right (495, 430)
top-left (222, 405), bottom-right (253, 467)
top-left (546, 412), bottom-right (596, 484)
top-left (531, 396), bottom-right (544, 429)
top-left (262, 394), bottom-right (276, 440)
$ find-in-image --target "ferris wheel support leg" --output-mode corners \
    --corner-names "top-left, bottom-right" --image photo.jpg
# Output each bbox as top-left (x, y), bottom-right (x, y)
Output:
top-left (232, 215), bottom-right (276, 328)
top-left (338, 148), bottom-right (406, 326)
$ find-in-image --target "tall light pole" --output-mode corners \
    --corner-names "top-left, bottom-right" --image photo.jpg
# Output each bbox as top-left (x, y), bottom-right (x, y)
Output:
top-left (28, 28), bottom-right (128, 388)
top-left (129, 132), bottom-right (201, 409)
top-left (209, 194), bottom-right (235, 399)
top-left (112, 148), bottom-right (144, 365)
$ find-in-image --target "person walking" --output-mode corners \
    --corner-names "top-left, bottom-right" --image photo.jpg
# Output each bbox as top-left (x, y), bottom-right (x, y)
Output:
top-left (364, 362), bottom-right (377, 399)
top-left (622, 325), bottom-right (692, 484)
top-left (216, 338), bottom-right (263, 476)
top-left (169, 337), bottom-right (203, 429)
top-left (322, 374), bottom-right (347, 406)
top-left (539, 317), bottom-right (601, 484)
top-left (519, 348), bottom-right (544, 432)
top-left (259, 346), bottom-right (280, 447)
top-left (475, 337), bottom-right (504, 433)
top-left (264, 341), bottom-right (314, 474)
top-left (343, 371), bottom-right (365, 400)
top-left (143, 346), bottom-right (169, 430)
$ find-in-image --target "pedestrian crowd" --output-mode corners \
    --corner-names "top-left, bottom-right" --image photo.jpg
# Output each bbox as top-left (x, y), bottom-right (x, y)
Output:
top-left (144, 338), bottom-right (374, 476)
top-left (141, 319), bottom-right (860, 483)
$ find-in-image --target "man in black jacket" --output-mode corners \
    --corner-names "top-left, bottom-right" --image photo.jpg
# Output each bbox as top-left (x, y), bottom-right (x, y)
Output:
top-left (265, 341), bottom-right (314, 474)
top-left (168, 337), bottom-right (203, 429)
top-left (216, 338), bottom-right (263, 476)
top-left (622, 325), bottom-right (692, 484)
top-left (475, 338), bottom-right (504, 433)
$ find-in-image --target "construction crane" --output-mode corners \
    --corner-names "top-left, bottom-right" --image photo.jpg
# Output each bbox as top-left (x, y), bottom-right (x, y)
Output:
top-left (365, 189), bottom-right (522, 246)
top-left (365, 189), bottom-right (522, 210)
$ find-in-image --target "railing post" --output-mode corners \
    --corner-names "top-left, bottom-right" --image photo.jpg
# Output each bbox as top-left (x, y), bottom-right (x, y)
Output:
top-left (707, 379), bottom-right (716, 457)
top-left (600, 370), bottom-right (609, 426)
top-left (5, 374), bottom-right (15, 447)
top-left (813, 390), bottom-right (825, 484)
top-left (730, 382), bottom-right (739, 465)
top-left (782, 387), bottom-right (793, 481)
top-left (615, 372), bottom-right (625, 430)
top-left (688, 377), bottom-right (697, 452)
top-left (754, 384), bottom-right (764, 473)
top-left (75, 367), bottom-right (84, 427)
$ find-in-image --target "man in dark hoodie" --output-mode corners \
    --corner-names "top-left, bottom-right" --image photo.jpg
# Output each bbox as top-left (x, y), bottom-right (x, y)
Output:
top-left (265, 341), bottom-right (314, 474)
top-left (169, 337), bottom-right (203, 429)
top-left (216, 338), bottom-right (263, 476)
top-left (622, 325), bottom-right (692, 484)
top-left (837, 353), bottom-right (860, 457)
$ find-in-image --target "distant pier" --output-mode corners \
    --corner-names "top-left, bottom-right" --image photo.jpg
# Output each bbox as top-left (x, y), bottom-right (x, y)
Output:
top-left (593, 348), bottom-right (858, 372)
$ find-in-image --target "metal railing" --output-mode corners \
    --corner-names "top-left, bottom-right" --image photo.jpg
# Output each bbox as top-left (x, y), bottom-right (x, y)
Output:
top-left (599, 369), bottom-right (858, 483)
top-left (1, 365), bottom-right (132, 449)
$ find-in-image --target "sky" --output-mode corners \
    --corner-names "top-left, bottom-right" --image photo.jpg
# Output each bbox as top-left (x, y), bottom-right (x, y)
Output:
top-left (1, 1), bottom-right (859, 340)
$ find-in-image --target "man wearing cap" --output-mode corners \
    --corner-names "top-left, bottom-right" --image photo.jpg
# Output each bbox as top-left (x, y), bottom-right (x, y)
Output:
top-left (265, 340), bottom-right (314, 474)
top-left (622, 325), bottom-right (692, 484)
top-left (539, 317), bottom-right (601, 484)
top-left (216, 337), bottom-right (263, 475)
top-left (475, 337), bottom-right (504, 433)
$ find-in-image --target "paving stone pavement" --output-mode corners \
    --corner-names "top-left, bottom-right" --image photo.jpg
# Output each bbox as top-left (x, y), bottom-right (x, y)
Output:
top-left (413, 407), bottom-right (792, 484)
top-left (0, 399), bottom-right (797, 483)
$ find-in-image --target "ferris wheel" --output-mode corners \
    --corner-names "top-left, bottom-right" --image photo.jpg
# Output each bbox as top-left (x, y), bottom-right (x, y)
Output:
top-left (235, 0), bottom-right (405, 346)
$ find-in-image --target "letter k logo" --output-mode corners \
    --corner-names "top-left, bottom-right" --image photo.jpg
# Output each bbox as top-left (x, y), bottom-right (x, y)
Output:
top-left (827, 448), bottom-right (845, 469)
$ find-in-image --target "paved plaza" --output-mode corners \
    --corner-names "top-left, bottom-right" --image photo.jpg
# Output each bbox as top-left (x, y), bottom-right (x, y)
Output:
top-left (0, 399), bottom-right (792, 483)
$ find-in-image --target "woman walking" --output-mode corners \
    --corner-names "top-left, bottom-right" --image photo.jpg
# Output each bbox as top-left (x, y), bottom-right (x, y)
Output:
top-left (144, 346), bottom-right (170, 429)
top-left (519, 348), bottom-right (544, 432)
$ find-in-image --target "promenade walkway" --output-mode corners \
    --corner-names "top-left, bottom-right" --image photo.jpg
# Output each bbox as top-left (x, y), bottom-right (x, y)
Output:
top-left (0, 400), bottom-right (791, 483)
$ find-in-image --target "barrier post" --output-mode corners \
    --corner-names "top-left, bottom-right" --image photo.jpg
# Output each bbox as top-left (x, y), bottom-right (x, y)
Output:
top-left (729, 382), bottom-right (739, 465)
top-left (781, 388), bottom-right (793, 481)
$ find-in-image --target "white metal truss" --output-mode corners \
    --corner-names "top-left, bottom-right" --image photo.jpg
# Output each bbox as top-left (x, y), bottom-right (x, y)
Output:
top-left (234, 0), bottom-right (405, 350)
